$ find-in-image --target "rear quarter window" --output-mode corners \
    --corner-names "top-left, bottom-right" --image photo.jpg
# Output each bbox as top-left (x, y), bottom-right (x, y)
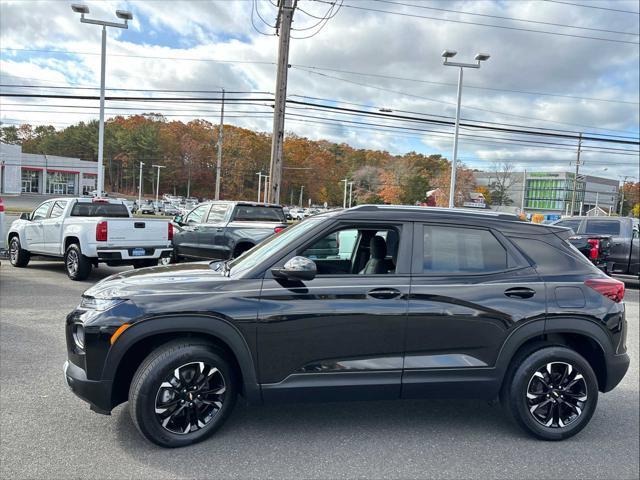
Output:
top-left (509, 236), bottom-right (596, 274)
top-left (70, 202), bottom-right (129, 217)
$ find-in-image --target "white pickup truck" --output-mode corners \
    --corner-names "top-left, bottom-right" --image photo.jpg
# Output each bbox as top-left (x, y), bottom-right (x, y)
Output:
top-left (7, 197), bottom-right (173, 280)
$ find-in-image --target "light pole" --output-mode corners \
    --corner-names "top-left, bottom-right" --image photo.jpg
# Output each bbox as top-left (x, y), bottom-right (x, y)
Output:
top-left (348, 181), bottom-right (354, 208)
top-left (442, 50), bottom-right (490, 208)
top-left (299, 185), bottom-right (305, 207)
top-left (72, 4), bottom-right (132, 198)
top-left (256, 172), bottom-right (263, 203)
top-left (152, 165), bottom-right (165, 209)
top-left (137, 161), bottom-right (144, 207)
top-left (341, 178), bottom-right (349, 208)
top-left (263, 175), bottom-right (270, 204)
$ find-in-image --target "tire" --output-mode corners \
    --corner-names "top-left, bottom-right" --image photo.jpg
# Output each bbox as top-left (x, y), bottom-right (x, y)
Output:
top-left (64, 243), bottom-right (92, 281)
top-left (8, 235), bottom-right (30, 268)
top-left (158, 250), bottom-right (177, 266)
top-left (503, 346), bottom-right (598, 441)
top-left (129, 342), bottom-right (237, 448)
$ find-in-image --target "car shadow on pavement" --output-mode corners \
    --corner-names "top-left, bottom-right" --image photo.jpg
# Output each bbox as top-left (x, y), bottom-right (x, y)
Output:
top-left (14, 260), bottom-right (129, 282)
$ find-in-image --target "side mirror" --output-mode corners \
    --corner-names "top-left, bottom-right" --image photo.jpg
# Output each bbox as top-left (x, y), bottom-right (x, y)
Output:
top-left (173, 215), bottom-right (183, 225)
top-left (272, 256), bottom-right (317, 281)
top-left (20, 212), bottom-right (30, 220)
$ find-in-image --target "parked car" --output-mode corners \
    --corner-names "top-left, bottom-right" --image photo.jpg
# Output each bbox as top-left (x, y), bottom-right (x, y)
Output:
top-left (138, 201), bottom-right (155, 215)
top-left (553, 216), bottom-right (639, 277)
top-left (0, 197), bottom-right (5, 254)
top-left (7, 197), bottom-right (173, 279)
top-left (162, 203), bottom-right (181, 216)
top-left (168, 201), bottom-right (287, 262)
top-left (64, 205), bottom-right (628, 447)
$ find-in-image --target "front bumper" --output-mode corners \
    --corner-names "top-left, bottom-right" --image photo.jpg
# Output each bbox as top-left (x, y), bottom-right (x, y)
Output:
top-left (603, 352), bottom-right (630, 392)
top-left (63, 360), bottom-right (113, 415)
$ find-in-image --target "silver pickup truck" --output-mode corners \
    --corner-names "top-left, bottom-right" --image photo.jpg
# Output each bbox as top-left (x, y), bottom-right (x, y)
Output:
top-left (169, 201), bottom-right (287, 262)
top-left (7, 197), bottom-right (173, 280)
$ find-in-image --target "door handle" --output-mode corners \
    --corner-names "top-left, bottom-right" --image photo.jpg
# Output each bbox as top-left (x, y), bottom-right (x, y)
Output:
top-left (367, 288), bottom-right (401, 299)
top-left (216, 228), bottom-right (224, 232)
top-left (504, 287), bottom-right (536, 299)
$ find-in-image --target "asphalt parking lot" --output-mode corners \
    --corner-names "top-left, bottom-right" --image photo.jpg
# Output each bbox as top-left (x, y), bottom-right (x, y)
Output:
top-left (1, 260), bottom-right (638, 480)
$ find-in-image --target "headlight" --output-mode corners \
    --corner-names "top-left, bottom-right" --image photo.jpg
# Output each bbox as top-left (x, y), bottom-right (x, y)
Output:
top-left (72, 323), bottom-right (85, 350)
top-left (79, 297), bottom-right (125, 311)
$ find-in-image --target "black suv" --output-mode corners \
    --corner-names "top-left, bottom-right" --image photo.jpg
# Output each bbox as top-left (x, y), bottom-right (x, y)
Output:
top-left (64, 206), bottom-right (629, 447)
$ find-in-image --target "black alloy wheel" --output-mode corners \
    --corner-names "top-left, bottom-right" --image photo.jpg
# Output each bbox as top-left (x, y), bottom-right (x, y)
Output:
top-left (154, 362), bottom-right (226, 435)
top-left (504, 345), bottom-right (598, 441)
top-left (129, 342), bottom-right (237, 447)
top-left (526, 362), bottom-right (588, 429)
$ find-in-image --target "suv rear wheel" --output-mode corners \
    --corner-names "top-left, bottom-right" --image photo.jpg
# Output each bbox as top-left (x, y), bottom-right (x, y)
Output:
top-left (504, 346), bottom-right (598, 440)
top-left (129, 342), bottom-right (237, 448)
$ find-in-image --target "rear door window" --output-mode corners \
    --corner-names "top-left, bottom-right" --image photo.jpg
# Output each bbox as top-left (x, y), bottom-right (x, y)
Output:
top-left (49, 201), bottom-right (67, 219)
top-left (206, 204), bottom-right (230, 223)
top-left (422, 225), bottom-right (509, 274)
top-left (585, 220), bottom-right (620, 235)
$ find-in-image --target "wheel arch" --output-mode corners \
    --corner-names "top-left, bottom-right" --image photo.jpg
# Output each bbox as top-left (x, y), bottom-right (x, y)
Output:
top-left (104, 315), bottom-right (261, 409)
top-left (496, 318), bottom-right (612, 392)
top-left (233, 240), bottom-right (255, 257)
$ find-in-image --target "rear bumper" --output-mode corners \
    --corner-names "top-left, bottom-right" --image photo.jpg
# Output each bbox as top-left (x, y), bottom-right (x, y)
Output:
top-left (96, 246), bottom-right (172, 261)
top-left (63, 360), bottom-right (113, 415)
top-left (603, 353), bottom-right (630, 392)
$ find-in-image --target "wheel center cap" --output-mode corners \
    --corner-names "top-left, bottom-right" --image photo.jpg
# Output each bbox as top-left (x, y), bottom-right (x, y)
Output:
top-left (187, 392), bottom-right (193, 401)
top-left (551, 390), bottom-right (560, 398)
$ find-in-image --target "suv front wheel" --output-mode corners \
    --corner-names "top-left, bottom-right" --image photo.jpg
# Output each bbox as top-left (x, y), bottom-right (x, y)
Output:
top-left (504, 346), bottom-right (598, 441)
top-left (129, 342), bottom-right (237, 448)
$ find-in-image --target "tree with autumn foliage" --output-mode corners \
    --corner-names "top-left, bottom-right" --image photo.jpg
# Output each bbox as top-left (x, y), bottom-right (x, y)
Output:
top-left (431, 164), bottom-right (478, 207)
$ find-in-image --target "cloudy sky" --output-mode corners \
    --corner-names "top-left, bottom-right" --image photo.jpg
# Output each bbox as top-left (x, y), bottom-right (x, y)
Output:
top-left (1, 0), bottom-right (638, 179)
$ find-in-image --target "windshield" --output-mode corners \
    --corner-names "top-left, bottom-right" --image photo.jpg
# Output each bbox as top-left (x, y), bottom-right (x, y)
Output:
top-left (228, 217), bottom-right (323, 276)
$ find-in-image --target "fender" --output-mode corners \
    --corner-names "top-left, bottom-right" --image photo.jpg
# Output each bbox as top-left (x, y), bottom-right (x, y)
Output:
top-left (494, 316), bottom-right (613, 377)
top-left (102, 314), bottom-right (261, 405)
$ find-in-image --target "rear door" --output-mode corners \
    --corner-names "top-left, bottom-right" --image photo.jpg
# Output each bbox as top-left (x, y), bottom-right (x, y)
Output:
top-left (42, 200), bottom-right (67, 254)
top-left (404, 222), bottom-right (545, 398)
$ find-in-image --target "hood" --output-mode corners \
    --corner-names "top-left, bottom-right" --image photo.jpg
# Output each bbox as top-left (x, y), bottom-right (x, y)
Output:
top-left (84, 262), bottom-right (231, 299)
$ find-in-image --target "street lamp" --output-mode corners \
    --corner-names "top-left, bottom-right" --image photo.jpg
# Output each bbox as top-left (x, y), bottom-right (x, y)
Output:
top-left (152, 165), bottom-right (165, 208)
top-left (71, 4), bottom-right (132, 197)
top-left (442, 49), bottom-right (490, 208)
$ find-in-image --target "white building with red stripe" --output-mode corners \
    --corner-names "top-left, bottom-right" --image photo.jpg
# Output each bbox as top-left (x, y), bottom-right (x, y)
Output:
top-left (0, 143), bottom-right (98, 196)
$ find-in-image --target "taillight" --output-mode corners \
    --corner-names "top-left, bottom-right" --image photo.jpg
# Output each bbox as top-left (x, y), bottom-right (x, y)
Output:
top-left (0, 198), bottom-right (4, 213)
top-left (587, 239), bottom-right (599, 260)
top-left (168, 222), bottom-right (174, 241)
top-left (585, 278), bottom-right (625, 303)
top-left (274, 226), bottom-right (285, 233)
top-left (96, 221), bottom-right (108, 241)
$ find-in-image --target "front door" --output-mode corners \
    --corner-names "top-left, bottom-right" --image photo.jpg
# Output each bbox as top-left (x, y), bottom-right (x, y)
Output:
top-left (404, 222), bottom-right (546, 399)
top-left (258, 221), bottom-right (412, 402)
top-left (174, 204), bottom-right (210, 259)
top-left (24, 201), bottom-right (53, 252)
top-left (198, 203), bottom-right (231, 259)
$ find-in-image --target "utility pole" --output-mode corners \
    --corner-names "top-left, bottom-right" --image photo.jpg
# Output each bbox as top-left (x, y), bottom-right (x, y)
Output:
top-left (341, 178), bottom-right (348, 208)
top-left (256, 172), bottom-right (263, 203)
top-left (137, 161), bottom-right (144, 206)
top-left (299, 185), bottom-right (304, 207)
top-left (348, 181), bottom-right (354, 208)
top-left (569, 133), bottom-right (583, 216)
top-left (267, 0), bottom-right (296, 205)
top-left (152, 164), bottom-right (165, 209)
top-left (215, 88), bottom-right (225, 200)
top-left (619, 175), bottom-right (632, 215)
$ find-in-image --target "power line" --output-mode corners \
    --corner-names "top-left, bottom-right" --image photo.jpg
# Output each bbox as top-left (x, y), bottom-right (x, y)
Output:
top-left (293, 66), bottom-right (640, 135)
top-left (371, 0), bottom-right (639, 36)
top-left (544, 0), bottom-right (640, 15)
top-left (311, 0), bottom-right (640, 44)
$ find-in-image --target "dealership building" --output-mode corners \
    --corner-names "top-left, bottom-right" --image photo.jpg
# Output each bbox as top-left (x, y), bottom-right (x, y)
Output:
top-left (0, 143), bottom-right (98, 196)
top-left (473, 170), bottom-right (620, 219)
